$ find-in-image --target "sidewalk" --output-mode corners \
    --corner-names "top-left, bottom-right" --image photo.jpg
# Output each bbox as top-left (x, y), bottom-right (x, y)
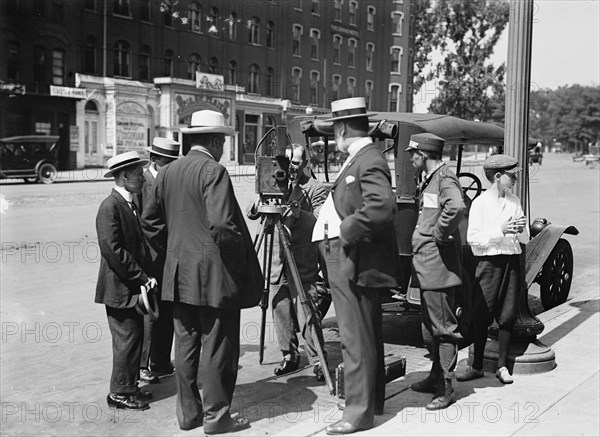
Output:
top-left (281, 287), bottom-right (600, 437)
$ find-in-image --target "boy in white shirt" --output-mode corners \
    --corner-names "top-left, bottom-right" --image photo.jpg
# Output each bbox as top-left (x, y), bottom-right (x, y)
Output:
top-left (457, 154), bottom-right (529, 384)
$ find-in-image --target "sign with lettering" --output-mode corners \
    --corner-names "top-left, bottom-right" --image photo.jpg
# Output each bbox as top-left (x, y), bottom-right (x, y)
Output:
top-left (330, 24), bottom-right (360, 38)
top-left (195, 73), bottom-right (224, 92)
top-left (50, 85), bottom-right (87, 99)
top-left (116, 116), bottom-right (147, 153)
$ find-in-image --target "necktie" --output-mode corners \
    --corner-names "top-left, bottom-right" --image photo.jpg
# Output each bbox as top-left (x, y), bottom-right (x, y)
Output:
top-left (129, 201), bottom-right (138, 217)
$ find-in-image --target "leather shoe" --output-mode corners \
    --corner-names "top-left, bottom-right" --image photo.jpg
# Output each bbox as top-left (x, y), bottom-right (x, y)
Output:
top-left (425, 390), bottom-right (456, 410)
top-left (204, 416), bottom-right (250, 435)
top-left (106, 393), bottom-right (149, 410)
top-left (135, 387), bottom-right (153, 400)
top-left (274, 356), bottom-right (300, 376)
top-left (496, 366), bottom-right (514, 384)
top-left (139, 368), bottom-right (160, 384)
top-left (457, 366), bottom-right (484, 382)
top-left (411, 375), bottom-right (443, 394)
top-left (325, 420), bottom-right (365, 435)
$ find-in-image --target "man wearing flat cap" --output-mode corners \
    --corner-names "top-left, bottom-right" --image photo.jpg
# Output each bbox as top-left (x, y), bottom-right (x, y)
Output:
top-left (137, 137), bottom-right (180, 384)
top-left (406, 133), bottom-right (465, 410)
top-left (142, 110), bottom-right (262, 434)
top-left (313, 97), bottom-right (399, 435)
top-left (95, 151), bottom-right (157, 411)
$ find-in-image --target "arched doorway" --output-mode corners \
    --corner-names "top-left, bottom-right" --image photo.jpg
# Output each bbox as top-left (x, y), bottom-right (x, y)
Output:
top-left (84, 100), bottom-right (100, 166)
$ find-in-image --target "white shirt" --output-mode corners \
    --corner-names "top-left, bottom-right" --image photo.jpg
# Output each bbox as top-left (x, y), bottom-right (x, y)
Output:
top-left (312, 137), bottom-right (372, 242)
top-left (114, 185), bottom-right (133, 204)
top-left (148, 163), bottom-right (158, 179)
top-left (190, 145), bottom-right (215, 160)
top-left (467, 189), bottom-right (530, 256)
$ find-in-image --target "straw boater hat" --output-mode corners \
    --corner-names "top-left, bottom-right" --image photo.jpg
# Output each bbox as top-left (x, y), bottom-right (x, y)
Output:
top-left (180, 110), bottom-right (235, 135)
top-left (146, 137), bottom-right (180, 159)
top-left (405, 133), bottom-right (446, 154)
top-left (135, 283), bottom-right (159, 321)
top-left (103, 151), bottom-right (149, 178)
top-left (325, 97), bottom-right (377, 122)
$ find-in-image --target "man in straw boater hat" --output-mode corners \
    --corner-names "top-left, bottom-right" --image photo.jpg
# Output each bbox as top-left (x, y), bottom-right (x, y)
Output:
top-left (95, 151), bottom-right (157, 411)
top-left (142, 110), bottom-right (262, 433)
top-left (406, 133), bottom-right (465, 410)
top-left (312, 97), bottom-right (399, 434)
top-left (137, 137), bottom-right (180, 385)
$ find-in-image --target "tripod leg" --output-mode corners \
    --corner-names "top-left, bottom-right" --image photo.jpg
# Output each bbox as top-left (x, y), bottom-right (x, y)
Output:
top-left (254, 215), bottom-right (266, 251)
top-left (275, 221), bottom-right (335, 395)
top-left (259, 222), bottom-right (275, 365)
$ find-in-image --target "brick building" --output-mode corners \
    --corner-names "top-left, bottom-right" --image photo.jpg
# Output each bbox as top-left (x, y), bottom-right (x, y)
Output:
top-left (1, 0), bottom-right (414, 168)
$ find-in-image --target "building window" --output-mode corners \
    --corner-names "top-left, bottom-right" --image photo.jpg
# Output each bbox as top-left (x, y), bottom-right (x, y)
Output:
top-left (189, 2), bottom-right (201, 32)
top-left (392, 12), bottom-right (404, 35)
top-left (310, 71), bottom-right (320, 104)
top-left (349, 1), bottom-right (358, 26)
top-left (228, 60), bottom-right (237, 84)
top-left (367, 6), bottom-right (375, 30)
top-left (84, 0), bottom-right (96, 11)
top-left (52, 49), bottom-right (65, 84)
top-left (249, 64), bottom-right (260, 93)
top-left (293, 24), bottom-right (303, 57)
top-left (389, 84), bottom-right (401, 111)
top-left (348, 38), bottom-right (357, 68)
top-left (365, 81), bottom-right (373, 110)
top-left (113, 0), bottom-right (130, 16)
top-left (207, 6), bottom-right (219, 34)
top-left (334, 0), bottom-right (342, 21)
top-left (33, 45), bottom-right (46, 82)
top-left (332, 74), bottom-right (341, 101)
top-left (310, 29), bottom-right (320, 60)
top-left (84, 36), bottom-right (97, 74)
top-left (249, 17), bottom-right (260, 45)
top-left (163, 50), bottom-right (174, 76)
top-left (266, 21), bottom-right (274, 48)
top-left (347, 77), bottom-right (355, 98)
top-left (209, 57), bottom-right (219, 74)
top-left (53, 0), bottom-right (64, 22)
top-left (366, 42), bottom-right (374, 71)
top-left (140, 45), bottom-right (151, 80)
top-left (7, 42), bottom-right (20, 80)
top-left (333, 35), bottom-right (342, 64)
top-left (291, 67), bottom-right (302, 102)
top-left (163, 4), bottom-right (173, 27)
top-left (140, 0), bottom-right (151, 21)
top-left (227, 13), bottom-right (238, 40)
top-left (312, 0), bottom-right (319, 14)
top-left (266, 67), bottom-right (274, 96)
top-left (113, 42), bottom-right (129, 77)
top-left (188, 53), bottom-right (201, 80)
top-left (391, 46), bottom-right (402, 73)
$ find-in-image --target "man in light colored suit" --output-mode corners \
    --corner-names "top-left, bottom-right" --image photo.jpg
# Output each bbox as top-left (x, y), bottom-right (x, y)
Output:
top-left (142, 110), bottom-right (262, 434)
top-left (312, 98), bottom-right (399, 435)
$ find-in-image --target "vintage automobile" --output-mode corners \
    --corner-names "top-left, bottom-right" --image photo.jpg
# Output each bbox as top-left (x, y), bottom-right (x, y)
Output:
top-left (0, 135), bottom-right (60, 184)
top-left (529, 141), bottom-right (544, 165)
top-left (285, 113), bottom-right (578, 347)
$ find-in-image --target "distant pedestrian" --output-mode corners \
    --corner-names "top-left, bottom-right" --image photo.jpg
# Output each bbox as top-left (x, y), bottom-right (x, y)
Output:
top-left (457, 154), bottom-right (529, 385)
top-left (137, 137), bottom-right (179, 384)
top-left (95, 151), bottom-right (156, 411)
top-left (407, 133), bottom-right (465, 410)
top-left (142, 110), bottom-right (262, 433)
top-left (313, 97), bottom-right (399, 434)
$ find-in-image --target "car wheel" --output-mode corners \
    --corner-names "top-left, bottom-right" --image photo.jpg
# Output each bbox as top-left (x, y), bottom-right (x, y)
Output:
top-left (38, 163), bottom-right (58, 184)
top-left (540, 238), bottom-right (573, 310)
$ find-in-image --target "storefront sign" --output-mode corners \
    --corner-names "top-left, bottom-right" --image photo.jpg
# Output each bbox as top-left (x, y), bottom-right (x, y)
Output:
top-left (330, 24), bottom-right (360, 38)
top-left (50, 85), bottom-right (87, 99)
top-left (69, 126), bottom-right (79, 151)
top-left (116, 116), bottom-right (147, 153)
top-left (196, 73), bottom-right (224, 92)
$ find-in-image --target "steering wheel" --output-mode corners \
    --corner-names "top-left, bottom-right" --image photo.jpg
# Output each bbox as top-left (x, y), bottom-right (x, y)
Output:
top-left (458, 172), bottom-right (483, 202)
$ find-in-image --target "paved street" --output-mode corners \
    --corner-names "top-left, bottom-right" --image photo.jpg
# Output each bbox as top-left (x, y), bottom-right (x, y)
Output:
top-left (0, 153), bottom-right (598, 436)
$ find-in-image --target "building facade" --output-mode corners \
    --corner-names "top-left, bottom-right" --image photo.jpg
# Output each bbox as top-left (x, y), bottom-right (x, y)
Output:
top-left (1, 0), bottom-right (414, 168)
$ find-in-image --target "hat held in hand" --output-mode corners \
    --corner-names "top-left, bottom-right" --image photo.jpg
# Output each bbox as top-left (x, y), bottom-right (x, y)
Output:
top-left (135, 282), bottom-right (159, 321)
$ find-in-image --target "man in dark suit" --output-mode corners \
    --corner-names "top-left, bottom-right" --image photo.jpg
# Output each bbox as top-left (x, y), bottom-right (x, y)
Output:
top-left (95, 151), bottom-right (156, 411)
top-left (142, 110), bottom-right (263, 434)
top-left (407, 133), bottom-right (465, 410)
top-left (312, 98), bottom-right (399, 435)
top-left (137, 137), bottom-right (179, 384)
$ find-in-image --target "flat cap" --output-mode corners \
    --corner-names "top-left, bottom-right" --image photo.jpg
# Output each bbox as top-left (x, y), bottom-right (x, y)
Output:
top-left (405, 133), bottom-right (445, 154)
top-left (483, 154), bottom-right (522, 174)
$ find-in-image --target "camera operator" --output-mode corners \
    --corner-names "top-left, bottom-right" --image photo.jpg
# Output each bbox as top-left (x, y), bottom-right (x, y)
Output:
top-left (248, 144), bottom-right (328, 380)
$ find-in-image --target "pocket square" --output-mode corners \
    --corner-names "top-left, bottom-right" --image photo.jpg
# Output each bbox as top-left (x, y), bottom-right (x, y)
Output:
top-left (345, 175), bottom-right (356, 184)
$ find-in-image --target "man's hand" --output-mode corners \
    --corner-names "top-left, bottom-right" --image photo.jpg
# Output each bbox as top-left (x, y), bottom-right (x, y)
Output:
top-left (502, 216), bottom-right (527, 234)
top-left (144, 277), bottom-right (158, 295)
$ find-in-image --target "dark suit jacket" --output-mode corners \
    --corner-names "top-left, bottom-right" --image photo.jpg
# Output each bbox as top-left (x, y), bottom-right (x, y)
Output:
top-left (95, 189), bottom-right (149, 308)
top-left (142, 150), bottom-right (262, 309)
top-left (136, 167), bottom-right (165, 281)
top-left (332, 143), bottom-right (399, 289)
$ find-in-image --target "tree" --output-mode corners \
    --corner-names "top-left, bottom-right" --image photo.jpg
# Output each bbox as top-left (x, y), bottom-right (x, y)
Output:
top-left (412, 0), bottom-right (510, 121)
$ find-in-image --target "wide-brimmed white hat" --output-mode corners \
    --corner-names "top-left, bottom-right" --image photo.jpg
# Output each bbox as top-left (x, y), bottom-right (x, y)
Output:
top-left (104, 151), bottom-right (149, 178)
top-left (325, 97), bottom-right (377, 122)
top-left (146, 137), bottom-right (180, 159)
top-left (180, 110), bottom-right (235, 135)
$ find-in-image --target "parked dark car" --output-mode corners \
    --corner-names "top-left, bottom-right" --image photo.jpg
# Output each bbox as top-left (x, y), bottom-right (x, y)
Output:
top-left (0, 135), bottom-right (60, 184)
